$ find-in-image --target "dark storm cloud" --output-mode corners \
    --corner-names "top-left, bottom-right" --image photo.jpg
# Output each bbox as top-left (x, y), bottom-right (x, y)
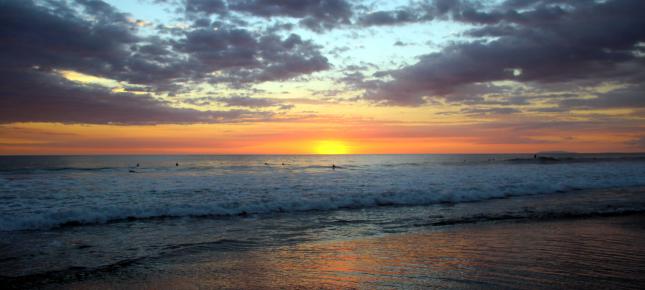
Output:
top-left (0, 0), bottom-right (329, 124)
top-left (361, 0), bottom-right (645, 106)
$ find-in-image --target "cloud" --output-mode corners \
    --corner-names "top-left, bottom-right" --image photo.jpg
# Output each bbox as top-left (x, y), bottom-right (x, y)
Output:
top-left (185, 0), bottom-right (227, 15)
top-left (183, 96), bottom-right (295, 109)
top-left (356, 0), bottom-right (481, 27)
top-left (0, 70), bottom-right (272, 124)
top-left (0, 0), bottom-right (202, 93)
top-left (173, 29), bottom-right (330, 83)
top-left (358, 9), bottom-right (419, 26)
top-left (0, 0), bottom-right (330, 124)
top-left (553, 84), bottom-right (645, 111)
top-left (359, 0), bottom-right (645, 106)
top-left (215, 96), bottom-right (280, 108)
top-left (181, 0), bottom-right (353, 32)
top-left (1, 0), bottom-right (330, 86)
top-left (356, 0), bottom-right (577, 27)
top-left (228, 0), bottom-right (353, 32)
top-left (626, 136), bottom-right (645, 148)
top-left (460, 107), bottom-right (521, 116)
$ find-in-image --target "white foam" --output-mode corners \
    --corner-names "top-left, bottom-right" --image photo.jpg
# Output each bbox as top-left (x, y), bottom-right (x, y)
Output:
top-left (1, 155), bottom-right (645, 231)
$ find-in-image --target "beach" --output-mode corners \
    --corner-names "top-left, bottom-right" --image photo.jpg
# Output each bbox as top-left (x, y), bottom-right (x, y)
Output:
top-left (5, 213), bottom-right (645, 289)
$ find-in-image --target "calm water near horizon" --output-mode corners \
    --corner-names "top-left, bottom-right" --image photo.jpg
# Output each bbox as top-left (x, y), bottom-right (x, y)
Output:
top-left (2, 154), bottom-right (645, 288)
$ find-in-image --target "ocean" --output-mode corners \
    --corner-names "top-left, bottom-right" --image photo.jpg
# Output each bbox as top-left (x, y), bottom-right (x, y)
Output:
top-left (1, 154), bottom-right (645, 288)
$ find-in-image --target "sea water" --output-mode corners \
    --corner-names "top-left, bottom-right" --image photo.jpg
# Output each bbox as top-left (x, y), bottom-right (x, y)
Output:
top-left (1, 154), bottom-right (645, 285)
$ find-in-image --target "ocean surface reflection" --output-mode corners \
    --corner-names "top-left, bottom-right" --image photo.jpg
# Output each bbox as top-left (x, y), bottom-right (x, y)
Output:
top-left (63, 215), bottom-right (645, 289)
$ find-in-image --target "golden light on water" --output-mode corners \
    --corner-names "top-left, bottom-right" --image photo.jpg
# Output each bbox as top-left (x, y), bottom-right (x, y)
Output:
top-left (314, 140), bottom-right (350, 154)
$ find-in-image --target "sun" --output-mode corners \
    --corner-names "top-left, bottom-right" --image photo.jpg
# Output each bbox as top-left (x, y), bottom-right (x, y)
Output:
top-left (314, 140), bottom-right (350, 154)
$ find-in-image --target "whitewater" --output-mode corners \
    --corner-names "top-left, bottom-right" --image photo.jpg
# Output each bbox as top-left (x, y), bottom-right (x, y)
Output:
top-left (1, 154), bottom-right (645, 231)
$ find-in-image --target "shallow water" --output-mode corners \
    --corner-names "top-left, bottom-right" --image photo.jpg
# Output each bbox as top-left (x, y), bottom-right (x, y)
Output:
top-left (27, 214), bottom-right (645, 289)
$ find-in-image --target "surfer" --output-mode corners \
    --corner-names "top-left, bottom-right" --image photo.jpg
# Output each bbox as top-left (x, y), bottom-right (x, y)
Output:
top-left (176, 162), bottom-right (179, 167)
top-left (332, 164), bottom-right (336, 170)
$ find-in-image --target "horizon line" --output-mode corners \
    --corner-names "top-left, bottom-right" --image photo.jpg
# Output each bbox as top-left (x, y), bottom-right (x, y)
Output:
top-left (2, 152), bottom-right (644, 157)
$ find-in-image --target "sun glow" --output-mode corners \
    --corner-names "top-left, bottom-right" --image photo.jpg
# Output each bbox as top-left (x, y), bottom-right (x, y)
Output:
top-left (314, 140), bottom-right (350, 154)
top-left (56, 70), bottom-right (118, 86)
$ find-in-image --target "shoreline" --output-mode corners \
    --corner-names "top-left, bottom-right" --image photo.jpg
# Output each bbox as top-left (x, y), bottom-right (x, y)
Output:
top-left (6, 212), bottom-right (645, 289)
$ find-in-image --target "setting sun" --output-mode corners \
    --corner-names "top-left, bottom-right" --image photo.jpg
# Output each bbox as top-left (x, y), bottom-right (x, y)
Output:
top-left (314, 140), bottom-right (350, 154)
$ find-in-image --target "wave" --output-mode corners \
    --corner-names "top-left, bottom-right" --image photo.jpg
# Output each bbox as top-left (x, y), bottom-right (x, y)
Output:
top-left (0, 237), bottom-right (254, 288)
top-left (1, 155), bottom-right (643, 174)
top-left (0, 166), bottom-right (121, 174)
top-left (0, 164), bottom-right (360, 175)
top-left (0, 257), bottom-right (147, 289)
top-left (503, 156), bottom-right (645, 164)
top-left (0, 256), bottom-right (145, 289)
top-left (2, 186), bottom-right (643, 232)
top-left (425, 208), bottom-right (645, 227)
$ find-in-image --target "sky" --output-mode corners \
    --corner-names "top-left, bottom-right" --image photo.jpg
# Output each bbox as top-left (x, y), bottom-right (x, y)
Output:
top-left (1, 0), bottom-right (644, 154)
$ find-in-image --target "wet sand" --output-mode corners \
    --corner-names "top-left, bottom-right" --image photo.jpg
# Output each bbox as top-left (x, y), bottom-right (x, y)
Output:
top-left (31, 213), bottom-right (645, 289)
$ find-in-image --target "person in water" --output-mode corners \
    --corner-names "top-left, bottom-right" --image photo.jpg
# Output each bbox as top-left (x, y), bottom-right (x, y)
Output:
top-left (332, 164), bottom-right (336, 170)
top-left (176, 162), bottom-right (179, 167)
top-left (136, 163), bottom-right (140, 167)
